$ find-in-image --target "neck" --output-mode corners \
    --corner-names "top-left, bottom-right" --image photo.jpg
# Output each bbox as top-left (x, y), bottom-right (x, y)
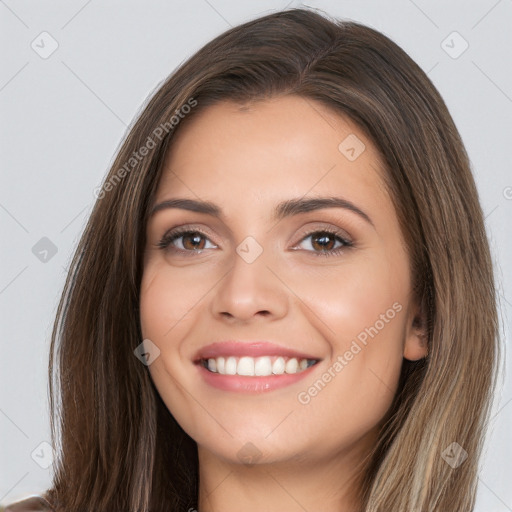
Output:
top-left (196, 438), bottom-right (374, 512)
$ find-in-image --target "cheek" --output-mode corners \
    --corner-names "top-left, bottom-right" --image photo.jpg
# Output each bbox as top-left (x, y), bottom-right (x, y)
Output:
top-left (139, 262), bottom-right (200, 405)
top-left (294, 252), bottom-right (408, 343)
top-left (293, 253), bottom-right (408, 408)
top-left (139, 262), bottom-right (202, 432)
top-left (139, 261), bottom-right (204, 340)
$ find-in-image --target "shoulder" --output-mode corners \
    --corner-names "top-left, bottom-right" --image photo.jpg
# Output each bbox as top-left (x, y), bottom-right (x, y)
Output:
top-left (1, 496), bottom-right (54, 512)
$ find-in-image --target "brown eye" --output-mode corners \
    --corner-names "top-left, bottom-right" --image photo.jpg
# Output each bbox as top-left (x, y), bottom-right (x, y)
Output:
top-left (157, 229), bottom-right (216, 253)
top-left (310, 232), bottom-right (336, 251)
top-left (181, 232), bottom-right (207, 250)
top-left (295, 229), bottom-right (353, 257)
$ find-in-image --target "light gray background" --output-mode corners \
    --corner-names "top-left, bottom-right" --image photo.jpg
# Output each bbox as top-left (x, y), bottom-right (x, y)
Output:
top-left (1, 0), bottom-right (511, 509)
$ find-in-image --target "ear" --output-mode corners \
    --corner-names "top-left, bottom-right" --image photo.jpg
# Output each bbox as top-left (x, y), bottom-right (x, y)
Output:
top-left (403, 297), bottom-right (429, 361)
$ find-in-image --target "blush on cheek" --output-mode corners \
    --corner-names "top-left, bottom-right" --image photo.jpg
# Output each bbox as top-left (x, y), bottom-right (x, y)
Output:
top-left (140, 275), bottom-right (185, 340)
top-left (328, 300), bottom-right (406, 402)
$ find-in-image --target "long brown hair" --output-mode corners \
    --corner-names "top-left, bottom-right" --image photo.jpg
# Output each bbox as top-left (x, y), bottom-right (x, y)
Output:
top-left (44, 7), bottom-right (501, 511)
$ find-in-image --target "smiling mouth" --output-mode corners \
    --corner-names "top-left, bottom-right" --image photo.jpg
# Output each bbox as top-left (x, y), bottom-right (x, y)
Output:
top-left (198, 355), bottom-right (319, 377)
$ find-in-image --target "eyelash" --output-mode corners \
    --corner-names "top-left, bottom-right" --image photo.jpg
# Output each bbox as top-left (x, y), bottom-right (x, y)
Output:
top-left (155, 226), bottom-right (353, 257)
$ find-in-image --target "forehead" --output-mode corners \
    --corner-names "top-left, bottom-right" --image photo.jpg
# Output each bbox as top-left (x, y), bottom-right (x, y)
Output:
top-left (155, 95), bottom-right (390, 217)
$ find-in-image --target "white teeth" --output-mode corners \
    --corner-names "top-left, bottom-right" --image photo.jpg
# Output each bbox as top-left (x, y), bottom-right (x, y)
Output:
top-left (285, 358), bottom-right (298, 374)
top-left (237, 356), bottom-right (255, 376)
top-left (225, 356), bottom-right (237, 375)
top-left (272, 356), bottom-right (285, 375)
top-left (202, 355), bottom-right (316, 376)
top-left (255, 356), bottom-right (272, 376)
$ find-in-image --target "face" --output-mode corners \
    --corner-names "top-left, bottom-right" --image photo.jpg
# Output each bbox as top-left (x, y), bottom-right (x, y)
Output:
top-left (140, 95), bottom-right (426, 468)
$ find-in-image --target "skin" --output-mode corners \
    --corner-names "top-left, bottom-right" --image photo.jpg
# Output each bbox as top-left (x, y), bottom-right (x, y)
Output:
top-left (140, 95), bottom-right (427, 512)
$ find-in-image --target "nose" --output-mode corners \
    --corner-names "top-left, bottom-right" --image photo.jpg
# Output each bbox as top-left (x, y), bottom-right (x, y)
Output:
top-left (210, 247), bottom-right (289, 324)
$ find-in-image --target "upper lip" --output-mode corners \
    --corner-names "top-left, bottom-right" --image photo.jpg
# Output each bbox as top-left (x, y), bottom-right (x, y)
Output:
top-left (194, 341), bottom-right (321, 362)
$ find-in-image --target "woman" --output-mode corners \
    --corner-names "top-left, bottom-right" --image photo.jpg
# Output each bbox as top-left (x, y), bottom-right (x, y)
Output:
top-left (5, 7), bottom-right (500, 512)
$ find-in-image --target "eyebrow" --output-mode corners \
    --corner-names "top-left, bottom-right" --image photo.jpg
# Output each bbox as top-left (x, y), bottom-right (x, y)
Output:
top-left (150, 196), bottom-right (374, 227)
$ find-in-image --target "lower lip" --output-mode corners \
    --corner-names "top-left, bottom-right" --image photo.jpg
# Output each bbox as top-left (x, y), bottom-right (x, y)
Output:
top-left (196, 362), bottom-right (317, 393)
